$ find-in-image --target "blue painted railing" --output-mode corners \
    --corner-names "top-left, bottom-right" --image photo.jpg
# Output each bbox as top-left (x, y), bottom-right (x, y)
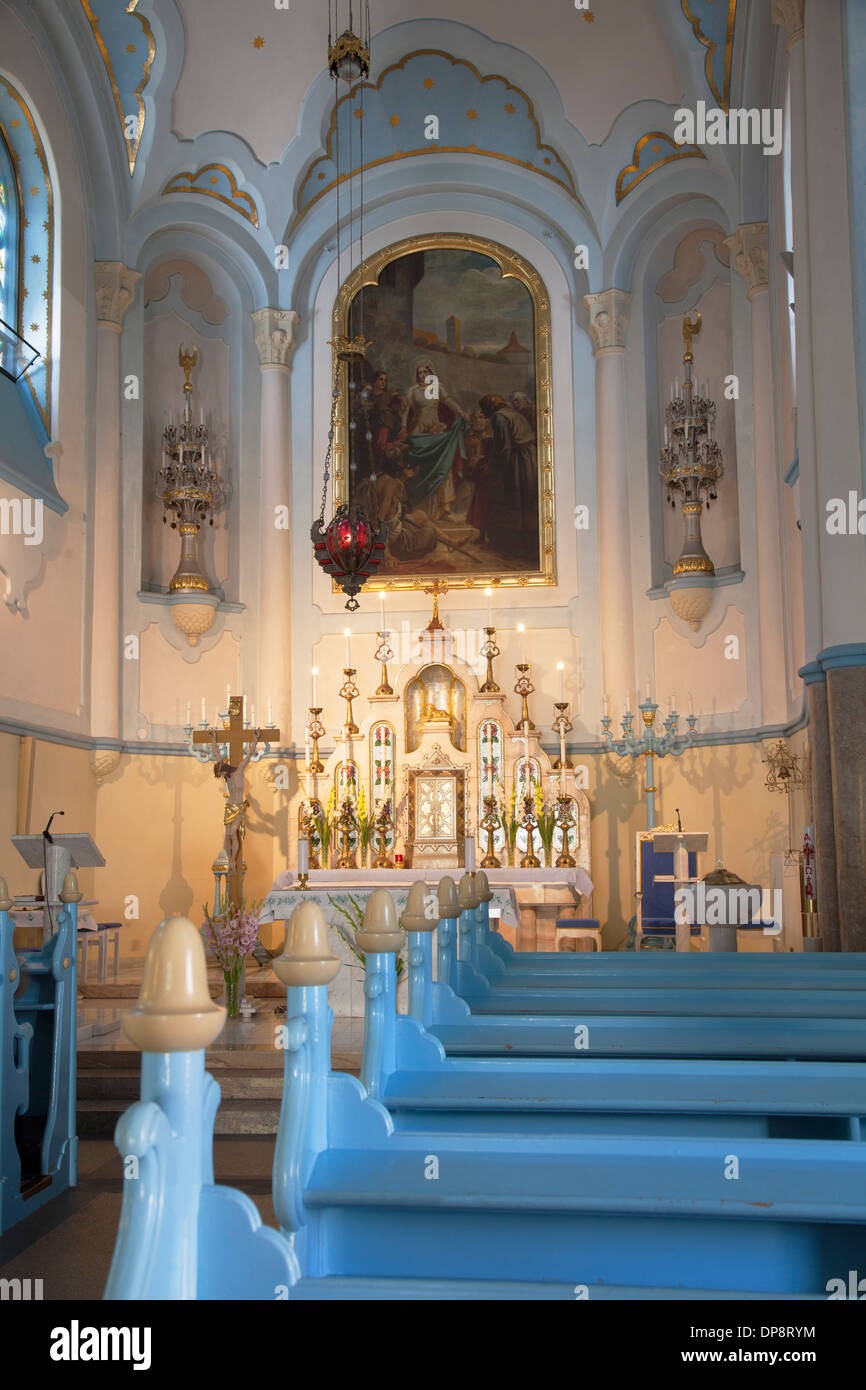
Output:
top-left (1, 876), bottom-right (78, 1233)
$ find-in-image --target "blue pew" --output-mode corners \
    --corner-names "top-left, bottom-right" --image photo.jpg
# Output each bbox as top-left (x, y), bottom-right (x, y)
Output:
top-left (0, 877), bottom-right (79, 1234)
top-left (103, 896), bottom-right (866, 1300)
top-left (365, 883), bottom-right (866, 1139)
top-left (104, 915), bottom-right (298, 1300)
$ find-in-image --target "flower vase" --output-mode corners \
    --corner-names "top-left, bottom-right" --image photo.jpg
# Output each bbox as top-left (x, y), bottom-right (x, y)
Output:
top-left (224, 970), bottom-right (241, 1019)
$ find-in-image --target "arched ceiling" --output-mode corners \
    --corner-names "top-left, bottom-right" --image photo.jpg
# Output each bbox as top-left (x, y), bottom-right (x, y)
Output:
top-left (171, 0), bottom-right (682, 164)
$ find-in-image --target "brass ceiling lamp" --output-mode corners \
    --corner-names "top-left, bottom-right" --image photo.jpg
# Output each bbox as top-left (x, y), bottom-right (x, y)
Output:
top-left (311, 1), bottom-right (385, 611)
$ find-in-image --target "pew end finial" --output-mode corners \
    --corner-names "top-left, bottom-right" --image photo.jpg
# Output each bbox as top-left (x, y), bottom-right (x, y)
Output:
top-left (123, 915), bottom-right (225, 1053)
top-left (357, 888), bottom-right (404, 954)
top-left (401, 880), bottom-right (436, 934)
top-left (273, 900), bottom-right (341, 986)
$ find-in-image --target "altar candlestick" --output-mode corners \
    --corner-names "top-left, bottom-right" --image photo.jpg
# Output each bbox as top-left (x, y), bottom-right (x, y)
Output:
top-left (557, 661), bottom-right (565, 702)
top-left (200, 697), bottom-right (206, 723)
top-left (344, 628), bottom-right (352, 666)
top-left (311, 666), bottom-right (318, 706)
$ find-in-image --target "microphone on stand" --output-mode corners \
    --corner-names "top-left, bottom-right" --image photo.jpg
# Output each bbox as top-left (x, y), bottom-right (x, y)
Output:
top-left (43, 811), bottom-right (65, 844)
top-left (676, 807), bottom-right (682, 833)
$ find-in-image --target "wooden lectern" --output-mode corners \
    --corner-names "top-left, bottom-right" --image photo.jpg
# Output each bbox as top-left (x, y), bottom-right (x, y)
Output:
top-left (12, 833), bottom-right (105, 903)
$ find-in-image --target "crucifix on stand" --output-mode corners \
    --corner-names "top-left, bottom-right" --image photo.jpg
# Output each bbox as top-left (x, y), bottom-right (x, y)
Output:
top-left (192, 696), bottom-right (281, 909)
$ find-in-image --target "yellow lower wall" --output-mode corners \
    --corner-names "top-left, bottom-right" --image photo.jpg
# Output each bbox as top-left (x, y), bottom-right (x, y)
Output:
top-left (0, 729), bottom-right (812, 956)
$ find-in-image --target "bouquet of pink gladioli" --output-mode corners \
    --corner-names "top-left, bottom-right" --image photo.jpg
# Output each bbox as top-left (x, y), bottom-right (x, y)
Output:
top-left (202, 900), bottom-right (261, 1016)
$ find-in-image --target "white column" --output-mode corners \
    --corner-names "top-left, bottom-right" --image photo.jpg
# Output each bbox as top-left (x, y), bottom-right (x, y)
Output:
top-left (91, 262), bottom-right (140, 739)
top-left (725, 223), bottom-right (788, 723)
top-left (584, 290), bottom-right (635, 706)
top-left (252, 308), bottom-right (299, 736)
top-left (774, 0), bottom-right (866, 654)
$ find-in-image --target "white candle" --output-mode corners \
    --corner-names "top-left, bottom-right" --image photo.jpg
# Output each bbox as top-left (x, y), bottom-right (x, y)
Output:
top-left (201, 697), bottom-right (206, 723)
top-left (225, 684), bottom-right (231, 710)
top-left (522, 733), bottom-right (529, 788)
top-left (379, 592), bottom-right (386, 631)
top-left (465, 835), bottom-right (476, 871)
top-left (305, 733), bottom-right (311, 771)
top-left (645, 678), bottom-right (652, 701)
top-left (688, 692), bottom-right (694, 716)
top-left (625, 691), bottom-right (631, 714)
top-left (559, 754), bottom-right (566, 797)
top-left (298, 837), bottom-right (309, 875)
top-left (200, 407), bottom-right (204, 426)
top-left (267, 700), bottom-right (273, 725)
top-left (518, 622), bottom-right (526, 664)
top-left (671, 691), bottom-right (677, 713)
top-left (344, 627), bottom-right (351, 667)
top-left (250, 704), bottom-right (256, 728)
top-left (311, 667), bottom-right (318, 706)
top-left (186, 702), bottom-right (191, 726)
top-left (557, 660), bottom-right (565, 701)
top-left (603, 694), bottom-right (610, 717)
top-left (485, 586), bottom-right (492, 627)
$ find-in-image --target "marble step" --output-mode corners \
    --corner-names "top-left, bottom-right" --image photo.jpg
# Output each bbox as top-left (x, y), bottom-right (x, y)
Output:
top-left (77, 1095), bottom-right (284, 1137)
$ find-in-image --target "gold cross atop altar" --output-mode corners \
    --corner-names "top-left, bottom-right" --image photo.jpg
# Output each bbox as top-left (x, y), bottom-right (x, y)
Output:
top-left (420, 577), bottom-right (449, 631)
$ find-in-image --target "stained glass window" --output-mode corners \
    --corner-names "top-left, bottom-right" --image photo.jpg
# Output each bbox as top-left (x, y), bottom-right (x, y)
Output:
top-left (0, 131), bottom-right (18, 330)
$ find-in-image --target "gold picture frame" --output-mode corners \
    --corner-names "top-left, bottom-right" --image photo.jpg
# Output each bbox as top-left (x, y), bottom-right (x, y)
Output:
top-left (332, 232), bottom-right (556, 592)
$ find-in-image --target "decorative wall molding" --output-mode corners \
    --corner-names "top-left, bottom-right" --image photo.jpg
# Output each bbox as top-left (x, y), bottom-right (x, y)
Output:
top-left (79, 0), bottom-right (156, 174)
top-left (295, 49), bottom-right (576, 223)
top-left (94, 261), bottom-right (141, 330)
top-left (144, 260), bottom-right (229, 326)
top-left (771, 0), bottom-right (805, 53)
top-left (680, 1), bottom-right (739, 113)
top-left (251, 308), bottom-right (299, 369)
top-left (584, 289), bottom-right (632, 352)
top-left (725, 222), bottom-right (770, 299)
top-left (162, 164), bottom-right (260, 227)
top-left (615, 132), bottom-right (706, 205)
top-left (655, 226), bottom-right (729, 304)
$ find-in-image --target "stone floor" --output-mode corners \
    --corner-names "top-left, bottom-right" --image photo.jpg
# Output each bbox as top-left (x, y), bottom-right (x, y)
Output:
top-left (0, 1136), bottom-right (278, 1300)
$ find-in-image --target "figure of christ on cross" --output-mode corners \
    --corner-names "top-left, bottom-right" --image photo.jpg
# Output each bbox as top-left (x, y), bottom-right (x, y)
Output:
top-left (192, 696), bottom-right (281, 908)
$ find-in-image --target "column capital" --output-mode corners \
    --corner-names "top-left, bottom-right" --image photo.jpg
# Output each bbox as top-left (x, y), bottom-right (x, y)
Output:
top-left (252, 307), bottom-right (299, 369)
top-left (94, 261), bottom-right (141, 331)
top-left (771, 0), bottom-right (804, 52)
top-left (583, 289), bottom-right (632, 353)
top-left (724, 222), bottom-right (770, 298)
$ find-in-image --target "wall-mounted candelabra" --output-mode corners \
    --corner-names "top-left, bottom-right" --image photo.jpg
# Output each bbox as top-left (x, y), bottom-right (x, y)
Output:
top-left (157, 346), bottom-right (225, 646)
top-left (185, 705), bottom-right (277, 764)
top-left (601, 696), bottom-right (697, 831)
top-left (374, 631), bottom-right (394, 695)
top-left (659, 313), bottom-right (724, 632)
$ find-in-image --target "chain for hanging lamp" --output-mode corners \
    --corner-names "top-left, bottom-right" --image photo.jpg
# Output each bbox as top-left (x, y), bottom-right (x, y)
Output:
top-left (312, 2), bottom-right (382, 613)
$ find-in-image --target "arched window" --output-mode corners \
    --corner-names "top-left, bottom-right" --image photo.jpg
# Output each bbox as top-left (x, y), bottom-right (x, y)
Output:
top-left (0, 128), bottom-right (20, 366)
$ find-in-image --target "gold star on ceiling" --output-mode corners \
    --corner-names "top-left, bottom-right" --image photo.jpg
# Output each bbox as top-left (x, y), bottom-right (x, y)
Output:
top-left (126, 43), bottom-right (136, 53)
top-left (583, 10), bottom-right (595, 20)
top-left (10, 118), bottom-right (20, 128)
top-left (389, 114), bottom-right (400, 127)
top-left (31, 253), bottom-right (41, 264)
top-left (466, 109), bottom-right (478, 120)
top-left (423, 78), bottom-right (435, 89)
top-left (253, 36), bottom-right (265, 49)
top-left (209, 175), bottom-right (219, 184)
top-left (30, 185), bottom-right (39, 195)
top-left (30, 323), bottom-right (39, 333)
top-left (354, 108), bottom-right (363, 119)
top-left (504, 103), bottom-right (516, 114)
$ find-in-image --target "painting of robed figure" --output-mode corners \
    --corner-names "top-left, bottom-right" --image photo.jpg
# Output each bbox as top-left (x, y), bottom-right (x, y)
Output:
top-left (333, 235), bottom-right (556, 590)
